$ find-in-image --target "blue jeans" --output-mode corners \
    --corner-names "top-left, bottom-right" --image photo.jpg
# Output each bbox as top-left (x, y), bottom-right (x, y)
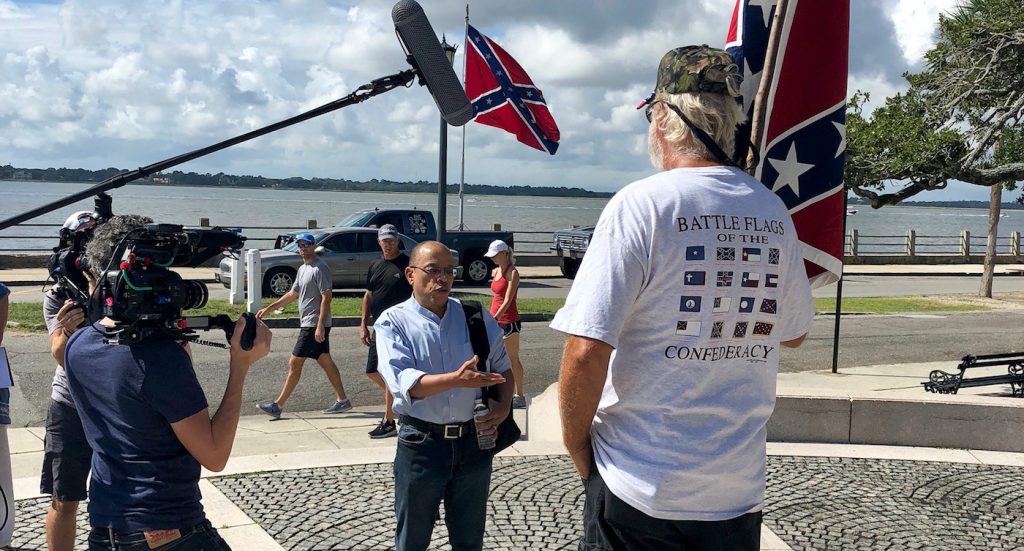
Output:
top-left (87, 520), bottom-right (230, 551)
top-left (393, 421), bottom-right (493, 551)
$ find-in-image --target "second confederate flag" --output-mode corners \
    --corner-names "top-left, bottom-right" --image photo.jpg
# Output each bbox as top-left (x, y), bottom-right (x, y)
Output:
top-left (464, 24), bottom-right (560, 154)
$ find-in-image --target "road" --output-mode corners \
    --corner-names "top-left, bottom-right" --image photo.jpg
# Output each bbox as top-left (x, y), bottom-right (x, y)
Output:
top-left (5, 310), bottom-right (1024, 427)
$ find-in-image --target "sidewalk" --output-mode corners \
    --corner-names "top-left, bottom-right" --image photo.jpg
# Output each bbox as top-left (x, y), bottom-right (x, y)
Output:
top-left (7, 362), bottom-right (1024, 549)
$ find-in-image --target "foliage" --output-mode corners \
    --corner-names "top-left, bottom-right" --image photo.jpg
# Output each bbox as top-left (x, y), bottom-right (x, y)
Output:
top-left (0, 164), bottom-right (613, 199)
top-left (846, 0), bottom-right (1024, 208)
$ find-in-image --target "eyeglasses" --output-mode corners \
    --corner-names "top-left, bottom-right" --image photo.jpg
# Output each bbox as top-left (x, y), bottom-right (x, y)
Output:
top-left (296, 241), bottom-right (314, 249)
top-left (644, 99), bottom-right (688, 124)
top-left (410, 266), bottom-right (458, 279)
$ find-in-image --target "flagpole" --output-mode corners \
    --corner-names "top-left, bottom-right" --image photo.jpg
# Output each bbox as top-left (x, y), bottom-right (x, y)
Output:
top-left (458, 3), bottom-right (470, 230)
top-left (746, 0), bottom-right (789, 176)
top-left (832, 191), bottom-right (849, 374)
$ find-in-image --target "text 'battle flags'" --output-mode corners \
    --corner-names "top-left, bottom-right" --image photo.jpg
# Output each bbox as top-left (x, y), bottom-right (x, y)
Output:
top-left (464, 24), bottom-right (560, 154)
top-left (726, 0), bottom-right (850, 287)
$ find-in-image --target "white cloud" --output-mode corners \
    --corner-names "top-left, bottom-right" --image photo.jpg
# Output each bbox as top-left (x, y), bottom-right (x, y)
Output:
top-left (885, 0), bottom-right (959, 64)
top-left (0, 0), bottom-right (969, 198)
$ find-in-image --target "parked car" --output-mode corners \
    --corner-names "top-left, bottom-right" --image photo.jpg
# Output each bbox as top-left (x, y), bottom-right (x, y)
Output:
top-left (550, 225), bottom-right (595, 279)
top-left (216, 227), bottom-right (457, 297)
top-left (282, 208), bottom-right (515, 285)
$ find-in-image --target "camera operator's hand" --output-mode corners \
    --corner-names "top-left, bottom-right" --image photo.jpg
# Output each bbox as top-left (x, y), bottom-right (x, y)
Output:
top-left (228, 316), bottom-right (271, 372)
top-left (56, 300), bottom-right (86, 336)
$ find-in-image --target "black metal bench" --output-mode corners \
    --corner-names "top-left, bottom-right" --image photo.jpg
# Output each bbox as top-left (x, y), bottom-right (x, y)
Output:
top-left (923, 353), bottom-right (1024, 396)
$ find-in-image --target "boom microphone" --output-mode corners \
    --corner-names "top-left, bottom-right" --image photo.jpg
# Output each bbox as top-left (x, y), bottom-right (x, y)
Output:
top-left (392, 0), bottom-right (474, 127)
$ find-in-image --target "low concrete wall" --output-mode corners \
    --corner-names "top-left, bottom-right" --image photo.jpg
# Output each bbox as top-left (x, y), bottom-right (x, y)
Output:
top-left (528, 382), bottom-right (1024, 453)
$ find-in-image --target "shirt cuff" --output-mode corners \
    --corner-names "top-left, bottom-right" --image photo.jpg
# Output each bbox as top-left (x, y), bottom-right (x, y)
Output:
top-left (397, 368), bottom-right (429, 404)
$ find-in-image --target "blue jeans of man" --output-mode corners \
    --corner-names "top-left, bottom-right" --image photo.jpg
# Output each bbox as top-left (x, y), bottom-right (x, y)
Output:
top-left (393, 421), bottom-right (493, 551)
top-left (87, 520), bottom-right (231, 550)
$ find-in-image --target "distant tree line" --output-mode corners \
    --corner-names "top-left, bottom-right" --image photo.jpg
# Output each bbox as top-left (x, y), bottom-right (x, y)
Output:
top-left (848, 196), bottom-right (1024, 210)
top-left (0, 164), bottom-right (613, 199)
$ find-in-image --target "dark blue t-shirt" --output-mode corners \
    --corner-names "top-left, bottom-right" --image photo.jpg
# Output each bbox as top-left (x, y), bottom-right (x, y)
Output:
top-left (64, 323), bottom-right (209, 530)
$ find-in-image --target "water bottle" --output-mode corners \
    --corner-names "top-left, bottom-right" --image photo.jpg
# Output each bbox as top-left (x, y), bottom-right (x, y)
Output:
top-left (474, 399), bottom-right (496, 450)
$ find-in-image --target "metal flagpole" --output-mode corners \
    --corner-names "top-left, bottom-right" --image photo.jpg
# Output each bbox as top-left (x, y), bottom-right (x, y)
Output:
top-left (457, 4), bottom-right (470, 230)
top-left (832, 191), bottom-right (849, 373)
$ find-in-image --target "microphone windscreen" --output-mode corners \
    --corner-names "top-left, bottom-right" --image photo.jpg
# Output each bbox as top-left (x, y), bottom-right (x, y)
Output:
top-left (392, 0), bottom-right (474, 127)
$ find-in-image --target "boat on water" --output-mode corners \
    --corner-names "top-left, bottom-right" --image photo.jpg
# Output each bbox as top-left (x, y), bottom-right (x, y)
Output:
top-left (847, 208), bottom-right (858, 215)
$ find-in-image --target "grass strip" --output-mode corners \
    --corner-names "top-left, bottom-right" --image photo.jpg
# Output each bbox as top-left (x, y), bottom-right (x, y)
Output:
top-left (4, 295), bottom-right (990, 333)
top-left (813, 296), bottom-right (990, 314)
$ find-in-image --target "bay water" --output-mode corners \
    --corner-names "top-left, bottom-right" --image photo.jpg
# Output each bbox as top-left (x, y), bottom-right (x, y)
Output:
top-left (1, 180), bottom-right (1020, 255)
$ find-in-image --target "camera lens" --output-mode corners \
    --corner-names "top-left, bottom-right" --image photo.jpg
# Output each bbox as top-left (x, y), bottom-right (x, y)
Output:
top-left (182, 280), bottom-right (209, 310)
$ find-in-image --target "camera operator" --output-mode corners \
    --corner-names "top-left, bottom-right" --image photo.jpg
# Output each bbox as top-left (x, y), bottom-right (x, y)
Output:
top-left (41, 210), bottom-right (98, 551)
top-left (64, 214), bottom-right (272, 550)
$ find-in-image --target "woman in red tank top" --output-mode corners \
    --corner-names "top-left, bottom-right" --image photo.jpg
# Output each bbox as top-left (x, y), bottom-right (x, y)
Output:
top-left (485, 240), bottom-right (526, 409)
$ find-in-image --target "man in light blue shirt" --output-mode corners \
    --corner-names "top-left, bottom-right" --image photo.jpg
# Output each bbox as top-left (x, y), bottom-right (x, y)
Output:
top-left (375, 241), bottom-right (513, 551)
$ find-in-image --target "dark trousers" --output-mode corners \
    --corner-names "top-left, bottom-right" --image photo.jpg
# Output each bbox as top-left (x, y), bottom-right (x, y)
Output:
top-left (393, 420), bottom-right (493, 551)
top-left (87, 520), bottom-right (230, 551)
top-left (580, 469), bottom-right (762, 551)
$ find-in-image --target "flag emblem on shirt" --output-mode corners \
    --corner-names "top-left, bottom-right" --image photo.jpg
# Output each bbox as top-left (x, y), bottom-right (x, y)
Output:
top-left (753, 321), bottom-right (774, 336)
top-left (734, 322), bottom-right (749, 338)
top-left (741, 272), bottom-right (760, 288)
top-left (768, 248), bottom-right (780, 265)
top-left (686, 246), bottom-right (705, 261)
top-left (710, 321), bottom-right (724, 339)
top-left (684, 271), bottom-right (706, 286)
top-left (679, 296), bottom-right (702, 313)
top-left (742, 248), bottom-right (762, 262)
top-left (738, 297), bottom-right (755, 313)
top-left (760, 298), bottom-right (778, 315)
top-left (713, 297), bottom-right (732, 313)
top-left (676, 320), bottom-right (701, 337)
top-left (717, 247), bottom-right (736, 261)
top-left (717, 271), bottom-right (734, 287)
top-left (765, 273), bottom-right (779, 288)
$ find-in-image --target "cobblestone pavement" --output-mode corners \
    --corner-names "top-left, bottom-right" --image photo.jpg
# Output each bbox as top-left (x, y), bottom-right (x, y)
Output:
top-left (764, 456), bottom-right (1024, 550)
top-left (8, 455), bottom-right (1024, 549)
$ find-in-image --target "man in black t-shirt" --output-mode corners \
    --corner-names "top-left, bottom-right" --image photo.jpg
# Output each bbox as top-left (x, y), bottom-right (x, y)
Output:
top-left (359, 224), bottom-right (412, 438)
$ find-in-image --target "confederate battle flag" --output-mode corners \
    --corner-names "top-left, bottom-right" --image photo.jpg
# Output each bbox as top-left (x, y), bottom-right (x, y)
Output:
top-left (726, 0), bottom-right (850, 287)
top-left (464, 24), bottom-right (560, 155)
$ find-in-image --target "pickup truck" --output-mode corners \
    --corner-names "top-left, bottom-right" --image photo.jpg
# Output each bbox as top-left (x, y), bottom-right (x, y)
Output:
top-left (551, 225), bottom-right (595, 279)
top-left (278, 208), bottom-right (514, 285)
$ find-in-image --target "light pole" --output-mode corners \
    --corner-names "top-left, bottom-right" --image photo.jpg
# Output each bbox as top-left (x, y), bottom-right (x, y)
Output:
top-left (437, 36), bottom-right (457, 244)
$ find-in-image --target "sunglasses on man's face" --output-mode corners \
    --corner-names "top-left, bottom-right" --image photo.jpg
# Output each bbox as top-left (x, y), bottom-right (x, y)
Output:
top-left (297, 241), bottom-right (313, 249)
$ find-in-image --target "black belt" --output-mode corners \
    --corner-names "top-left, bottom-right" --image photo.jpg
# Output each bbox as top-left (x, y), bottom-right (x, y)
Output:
top-left (400, 415), bottom-right (475, 440)
top-left (90, 520), bottom-right (211, 546)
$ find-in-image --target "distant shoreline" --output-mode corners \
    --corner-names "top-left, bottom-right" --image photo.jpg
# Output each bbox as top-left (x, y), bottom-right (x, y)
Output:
top-left (0, 165), bottom-right (615, 199)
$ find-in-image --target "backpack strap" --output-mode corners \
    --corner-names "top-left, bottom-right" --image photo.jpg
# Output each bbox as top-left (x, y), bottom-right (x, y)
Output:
top-left (461, 300), bottom-right (491, 373)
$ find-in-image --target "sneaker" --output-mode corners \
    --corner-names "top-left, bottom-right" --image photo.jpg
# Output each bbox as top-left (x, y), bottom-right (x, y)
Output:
top-left (369, 418), bottom-right (397, 439)
top-left (258, 402), bottom-right (282, 419)
top-left (512, 395), bottom-right (527, 409)
top-left (323, 398), bottom-right (353, 414)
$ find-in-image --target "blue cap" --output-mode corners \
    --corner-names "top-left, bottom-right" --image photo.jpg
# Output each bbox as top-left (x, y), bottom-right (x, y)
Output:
top-left (295, 232), bottom-right (316, 245)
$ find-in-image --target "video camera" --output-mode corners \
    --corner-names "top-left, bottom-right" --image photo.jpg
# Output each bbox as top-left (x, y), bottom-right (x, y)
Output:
top-left (90, 223), bottom-right (250, 346)
top-left (47, 193), bottom-right (113, 308)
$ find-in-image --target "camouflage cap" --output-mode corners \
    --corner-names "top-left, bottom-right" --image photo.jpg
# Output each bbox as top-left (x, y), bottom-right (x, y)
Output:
top-left (652, 45), bottom-right (742, 100)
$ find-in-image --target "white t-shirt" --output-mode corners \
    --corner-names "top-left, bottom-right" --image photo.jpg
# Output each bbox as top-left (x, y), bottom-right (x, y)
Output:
top-left (550, 166), bottom-right (814, 521)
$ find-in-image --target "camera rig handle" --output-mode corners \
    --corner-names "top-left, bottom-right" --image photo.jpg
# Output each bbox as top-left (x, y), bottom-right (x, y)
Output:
top-left (0, 69), bottom-right (418, 231)
top-left (181, 312), bottom-right (255, 350)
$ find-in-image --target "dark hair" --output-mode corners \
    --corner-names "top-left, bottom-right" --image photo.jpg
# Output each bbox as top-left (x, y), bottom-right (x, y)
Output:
top-left (84, 214), bottom-right (153, 279)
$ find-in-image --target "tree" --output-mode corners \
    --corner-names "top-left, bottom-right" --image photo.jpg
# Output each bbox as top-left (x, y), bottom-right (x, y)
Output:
top-left (846, 0), bottom-right (1024, 297)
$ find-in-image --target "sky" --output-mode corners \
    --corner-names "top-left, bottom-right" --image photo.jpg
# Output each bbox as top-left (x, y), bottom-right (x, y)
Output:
top-left (0, 0), bottom-right (987, 200)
